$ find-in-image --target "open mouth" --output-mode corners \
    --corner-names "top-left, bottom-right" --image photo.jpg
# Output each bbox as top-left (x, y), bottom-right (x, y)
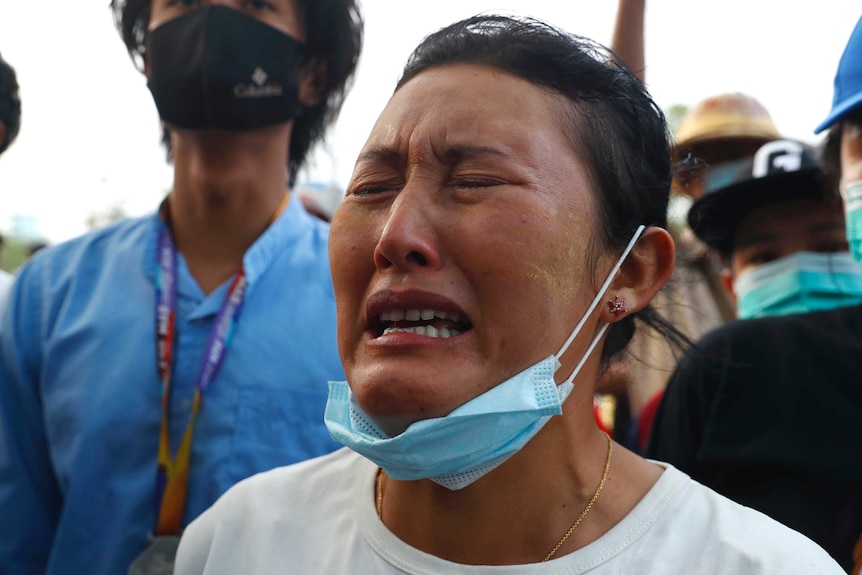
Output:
top-left (372, 309), bottom-right (473, 339)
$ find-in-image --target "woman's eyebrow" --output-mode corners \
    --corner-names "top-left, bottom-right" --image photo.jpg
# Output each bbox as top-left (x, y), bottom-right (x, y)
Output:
top-left (355, 144), bottom-right (515, 168)
top-left (441, 144), bottom-right (514, 165)
top-left (354, 146), bottom-right (402, 166)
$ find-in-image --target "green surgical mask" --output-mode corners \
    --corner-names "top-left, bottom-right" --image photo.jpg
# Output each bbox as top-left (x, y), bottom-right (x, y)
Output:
top-left (733, 251), bottom-right (862, 320)
top-left (844, 181), bottom-right (862, 265)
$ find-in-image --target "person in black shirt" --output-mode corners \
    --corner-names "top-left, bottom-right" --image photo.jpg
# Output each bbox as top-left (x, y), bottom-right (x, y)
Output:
top-left (646, 305), bottom-right (862, 571)
top-left (646, 134), bottom-right (862, 570)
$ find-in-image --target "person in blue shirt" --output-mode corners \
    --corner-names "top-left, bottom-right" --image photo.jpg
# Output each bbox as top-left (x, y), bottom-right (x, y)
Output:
top-left (0, 1), bottom-right (362, 573)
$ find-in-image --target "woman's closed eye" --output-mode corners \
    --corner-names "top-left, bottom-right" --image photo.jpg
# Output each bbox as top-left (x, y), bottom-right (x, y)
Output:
top-left (350, 186), bottom-right (398, 197)
top-left (346, 178), bottom-right (403, 199)
top-left (451, 179), bottom-right (501, 190)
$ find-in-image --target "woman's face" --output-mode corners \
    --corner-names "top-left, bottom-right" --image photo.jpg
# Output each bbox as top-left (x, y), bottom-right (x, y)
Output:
top-left (330, 64), bottom-right (602, 434)
top-left (148, 0), bottom-right (305, 40)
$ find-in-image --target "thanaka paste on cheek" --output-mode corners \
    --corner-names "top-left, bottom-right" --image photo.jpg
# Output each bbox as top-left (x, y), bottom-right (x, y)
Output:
top-left (526, 230), bottom-right (588, 300)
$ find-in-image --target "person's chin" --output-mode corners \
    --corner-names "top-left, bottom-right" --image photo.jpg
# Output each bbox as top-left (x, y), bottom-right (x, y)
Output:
top-left (349, 368), bottom-right (469, 429)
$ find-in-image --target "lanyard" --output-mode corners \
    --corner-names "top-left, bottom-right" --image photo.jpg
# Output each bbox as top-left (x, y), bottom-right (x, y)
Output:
top-left (152, 224), bottom-right (248, 535)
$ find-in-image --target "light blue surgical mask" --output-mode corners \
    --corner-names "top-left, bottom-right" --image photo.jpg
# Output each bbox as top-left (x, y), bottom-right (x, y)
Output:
top-left (324, 225), bottom-right (646, 490)
top-left (844, 181), bottom-right (862, 265)
top-left (733, 251), bottom-right (862, 320)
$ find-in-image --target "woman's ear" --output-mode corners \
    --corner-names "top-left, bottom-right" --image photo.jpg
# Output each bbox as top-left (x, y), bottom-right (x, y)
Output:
top-left (298, 60), bottom-right (326, 107)
top-left (601, 227), bottom-right (675, 323)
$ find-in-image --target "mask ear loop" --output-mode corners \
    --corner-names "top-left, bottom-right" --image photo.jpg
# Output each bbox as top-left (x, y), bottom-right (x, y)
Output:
top-left (556, 225), bottom-right (646, 387)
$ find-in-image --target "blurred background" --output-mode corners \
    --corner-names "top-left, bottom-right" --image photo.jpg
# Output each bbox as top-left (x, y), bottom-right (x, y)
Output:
top-left (0, 0), bottom-right (857, 270)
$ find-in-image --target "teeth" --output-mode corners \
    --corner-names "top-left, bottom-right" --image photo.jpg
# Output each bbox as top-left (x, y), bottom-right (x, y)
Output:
top-left (380, 310), bottom-right (405, 322)
top-left (405, 309), bottom-right (421, 321)
top-left (382, 325), bottom-right (461, 338)
top-left (378, 309), bottom-right (464, 323)
top-left (443, 311), bottom-right (463, 322)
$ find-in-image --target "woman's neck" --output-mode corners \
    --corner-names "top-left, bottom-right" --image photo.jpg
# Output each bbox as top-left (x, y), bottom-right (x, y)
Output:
top-left (167, 126), bottom-right (292, 294)
top-left (378, 381), bottom-right (663, 565)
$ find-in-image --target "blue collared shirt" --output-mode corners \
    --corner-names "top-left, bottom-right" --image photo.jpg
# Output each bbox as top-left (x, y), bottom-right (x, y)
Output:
top-left (0, 196), bottom-right (344, 574)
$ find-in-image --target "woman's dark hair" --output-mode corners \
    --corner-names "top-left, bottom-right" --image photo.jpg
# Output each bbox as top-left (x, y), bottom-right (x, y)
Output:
top-left (0, 51), bottom-right (21, 155)
top-left (110, 0), bottom-right (363, 185)
top-left (397, 14), bottom-right (687, 359)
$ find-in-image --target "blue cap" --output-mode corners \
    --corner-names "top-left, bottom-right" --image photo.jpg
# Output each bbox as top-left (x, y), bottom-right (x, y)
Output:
top-left (815, 15), bottom-right (862, 134)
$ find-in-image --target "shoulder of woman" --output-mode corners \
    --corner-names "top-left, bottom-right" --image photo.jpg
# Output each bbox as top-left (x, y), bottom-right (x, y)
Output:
top-left (666, 479), bottom-right (844, 574)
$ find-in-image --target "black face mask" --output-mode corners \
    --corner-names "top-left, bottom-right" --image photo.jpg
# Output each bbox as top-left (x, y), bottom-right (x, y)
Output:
top-left (146, 6), bottom-right (306, 131)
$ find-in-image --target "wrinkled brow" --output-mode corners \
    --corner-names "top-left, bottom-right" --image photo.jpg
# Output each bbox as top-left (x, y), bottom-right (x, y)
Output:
top-left (440, 145), bottom-right (514, 164)
top-left (355, 144), bottom-right (514, 167)
top-left (354, 147), bottom-right (402, 168)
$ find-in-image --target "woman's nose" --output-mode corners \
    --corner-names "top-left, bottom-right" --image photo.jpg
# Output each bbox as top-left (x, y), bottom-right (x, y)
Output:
top-left (373, 187), bottom-right (442, 272)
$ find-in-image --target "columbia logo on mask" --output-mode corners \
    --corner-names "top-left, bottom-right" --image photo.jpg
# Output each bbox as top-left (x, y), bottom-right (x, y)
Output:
top-left (234, 67), bottom-right (284, 99)
top-left (251, 67), bottom-right (268, 86)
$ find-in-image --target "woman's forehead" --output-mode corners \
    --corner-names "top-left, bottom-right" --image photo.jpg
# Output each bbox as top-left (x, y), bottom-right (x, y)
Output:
top-left (363, 64), bottom-right (574, 164)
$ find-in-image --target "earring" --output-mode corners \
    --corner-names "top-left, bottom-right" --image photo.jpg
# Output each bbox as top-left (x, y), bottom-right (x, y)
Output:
top-left (608, 295), bottom-right (627, 318)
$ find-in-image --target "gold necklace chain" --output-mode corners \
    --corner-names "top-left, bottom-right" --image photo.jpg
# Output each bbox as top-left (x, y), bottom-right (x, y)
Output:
top-left (376, 468), bottom-right (385, 520)
top-left (543, 431), bottom-right (613, 562)
top-left (374, 431), bottom-right (613, 563)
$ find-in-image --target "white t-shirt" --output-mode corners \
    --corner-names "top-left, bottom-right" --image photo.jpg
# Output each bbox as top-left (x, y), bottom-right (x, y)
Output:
top-left (175, 448), bottom-right (843, 574)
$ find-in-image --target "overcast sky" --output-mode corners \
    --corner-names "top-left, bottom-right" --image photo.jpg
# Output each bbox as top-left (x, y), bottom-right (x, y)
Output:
top-left (0, 1), bottom-right (858, 243)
